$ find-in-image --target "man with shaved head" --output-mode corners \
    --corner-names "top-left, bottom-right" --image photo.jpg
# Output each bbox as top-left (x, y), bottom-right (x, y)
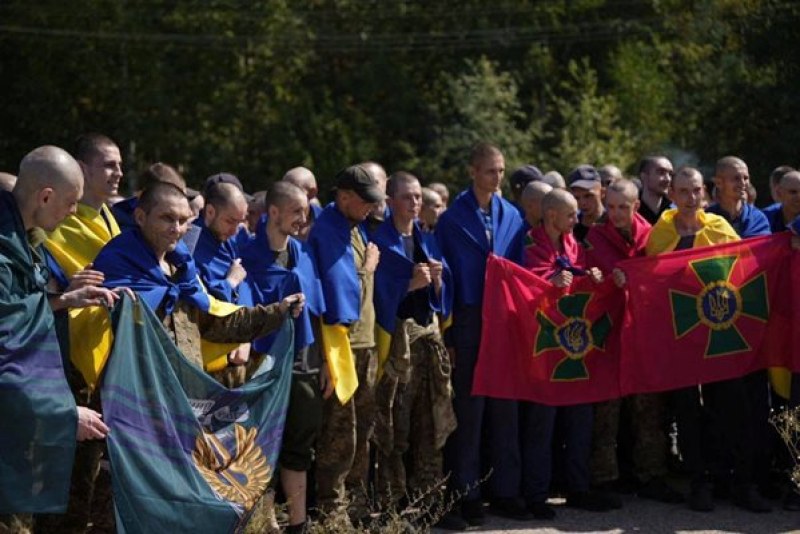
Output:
top-left (189, 182), bottom-right (252, 387)
top-left (706, 156), bottom-right (770, 238)
top-left (765, 170), bottom-right (800, 233)
top-left (419, 187), bottom-right (445, 232)
top-left (584, 180), bottom-right (681, 505)
top-left (428, 182), bottom-right (450, 206)
top-left (0, 172), bottom-right (16, 192)
top-left (239, 181), bottom-right (329, 533)
top-left (361, 161), bottom-right (389, 235)
top-left (637, 156), bottom-right (674, 225)
top-left (283, 166), bottom-right (321, 238)
top-left (111, 161), bottom-right (187, 231)
top-left (520, 189), bottom-right (610, 519)
top-left (1, 146), bottom-right (120, 532)
top-left (520, 180), bottom-right (552, 230)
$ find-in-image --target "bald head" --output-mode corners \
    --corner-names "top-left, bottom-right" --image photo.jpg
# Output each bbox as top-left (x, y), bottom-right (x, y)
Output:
top-left (14, 146), bottom-right (84, 231)
top-left (0, 172), bottom-right (17, 192)
top-left (16, 146), bottom-right (83, 195)
top-left (521, 181), bottom-right (552, 228)
top-left (542, 171), bottom-right (566, 189)
top-left (522, 181), bottom-right (552, 203)
top-left (205, 182), bottom-right (247, 211)
top-left (715, 156), bottom-right (747, 175)
top-left (282, 167), bottom-right (318, 200)
top-left (541, 188), bottom-right (577, 215)
top-left (606, 179), bottom-right (639, 202)
top-left (428, 182), bottom-right (450, 205)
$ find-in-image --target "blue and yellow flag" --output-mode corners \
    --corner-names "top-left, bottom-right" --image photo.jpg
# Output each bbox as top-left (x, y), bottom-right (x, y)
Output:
top-left (94, 229), bottom-right (241, 377)
top-left (102, 295), bottom-right (294, 533)
top-left (372, 219), bottom-right (452, 374)
top-left (0, 191), bottom-right (77, 513)
top-left (307, 204), bottom-right (364, 403)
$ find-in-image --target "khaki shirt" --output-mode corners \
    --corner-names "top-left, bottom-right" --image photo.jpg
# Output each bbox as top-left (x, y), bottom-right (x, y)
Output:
top-left (347, 226), bottom-right (376, 349)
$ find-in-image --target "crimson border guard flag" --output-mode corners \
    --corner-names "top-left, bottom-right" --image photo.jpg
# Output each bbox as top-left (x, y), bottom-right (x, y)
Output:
top-left (472, 255), bottom-right (624, 406)
top-left (102, 295), bottom-right (294, 533)
top-left (619, 233), bottom-right (792, 395)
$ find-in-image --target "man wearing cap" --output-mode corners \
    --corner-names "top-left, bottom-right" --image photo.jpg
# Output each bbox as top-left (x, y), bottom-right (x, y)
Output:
top-left (637, 156), bottom-right (674, 225)
top-left (307, 164), bottom-right (382, 524)
top-left (568, 164), bottom-right (606, 244)
top-left (436, 142), bottom-right (527, 525)
top-left (509, 164), bottom-right (544, 209)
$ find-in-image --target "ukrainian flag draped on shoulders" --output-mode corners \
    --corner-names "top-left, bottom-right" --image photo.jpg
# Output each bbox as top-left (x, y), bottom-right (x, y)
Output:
top-left (44, 202), bottom-right (121, 392)
top-left (646, 208), bottom-right (740, 255)
top-left (238, 227), bottom-right (325, 355)
top-left (103, 294), bottom-right (294, 533)
top-left (190, 218), bottom-right (249, 305)
top-left (306, 203), bottom-right (363, 403)
top-left (435, 188), bottom-right (523, 309)
top-left (372, 219), bottom-right (453, 373)
top-left (92, 229), bottom-right (240, 378)
top-left (0, 191), bottom-right (77, 513)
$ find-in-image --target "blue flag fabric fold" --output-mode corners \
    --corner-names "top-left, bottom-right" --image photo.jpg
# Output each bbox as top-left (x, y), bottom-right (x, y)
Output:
top-left (239, 230), bottom-right (326, 354)
top-left (191, 219), bottom-right (247, 304)
top-left (435, 188), bottom-right (523, 308)
top-left (94, 229), bottom-right (211, 315)
top-left (307, 203), bottom-right (363, 325)
top-left (372, 219), bottom-right (453, 335)
top-left (103, 295), bottom-right (294, 533)
top-left (0, 191), bottom-right (77, 514)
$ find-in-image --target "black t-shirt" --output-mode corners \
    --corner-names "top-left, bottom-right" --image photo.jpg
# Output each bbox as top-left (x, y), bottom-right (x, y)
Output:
top-left (396, 233), bottom-right (434, 327)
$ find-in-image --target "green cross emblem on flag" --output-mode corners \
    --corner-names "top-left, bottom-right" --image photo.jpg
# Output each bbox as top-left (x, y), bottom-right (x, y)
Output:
top-left (534, 292), bottom-right (612, 381)
top-left (669, 255), bottom-right (769, 357)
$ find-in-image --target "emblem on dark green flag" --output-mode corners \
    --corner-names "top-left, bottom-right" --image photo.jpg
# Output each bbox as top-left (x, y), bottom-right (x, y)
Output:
top-left (669, 255), bottom-right (769, 357)
top-left (534, 292), bottom-right (612, 381)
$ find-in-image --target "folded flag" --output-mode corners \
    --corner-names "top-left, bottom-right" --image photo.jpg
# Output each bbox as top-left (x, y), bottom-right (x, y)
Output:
top-left (102, 295), bottom-right (293, 533)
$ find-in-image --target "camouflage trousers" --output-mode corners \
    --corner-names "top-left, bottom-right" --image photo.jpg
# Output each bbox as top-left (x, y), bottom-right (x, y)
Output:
top-left (374, 321), bottom-right (456, 507)
top-left (590, 393), bottom-right (669, 485)
top-left (0, 515), bottom-right (33, 534)
top-left (315, 347), bottom-right (378, 519)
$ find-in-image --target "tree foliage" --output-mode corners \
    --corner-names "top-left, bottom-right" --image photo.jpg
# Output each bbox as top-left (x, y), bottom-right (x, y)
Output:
top-left (0, 0), bottom-right (798, 198)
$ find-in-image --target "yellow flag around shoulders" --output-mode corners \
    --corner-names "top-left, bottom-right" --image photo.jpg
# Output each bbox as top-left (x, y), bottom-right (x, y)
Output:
top-left (46, 204), bottom-right (120, 278)
top-left (320, 323), bottom-right (358, 404)
top-left (201, 296), bottom-right (242, 373)
top-left (69, 306), bottom-right (113, 390)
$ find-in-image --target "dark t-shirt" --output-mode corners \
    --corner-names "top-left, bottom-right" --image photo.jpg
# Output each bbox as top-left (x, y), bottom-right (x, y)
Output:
top-left (396, 233), bottom-right (434, 327)
top-left (272, 247), bottom-right (320, 374)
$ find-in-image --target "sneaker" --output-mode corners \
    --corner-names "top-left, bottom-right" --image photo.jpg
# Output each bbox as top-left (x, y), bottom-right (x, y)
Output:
top-left (528, 501), bottom-right (556, 520)
top-left (433, 511), bottom-right (468, 531)
top-left (783, 490), bottom-right (800, 511)
top-left (688, 482), bottom-right (714, 512)
top-left (637, 477), bottom-right (684, 504)
top-left (460, 499), bottom-right (485, 526)
top-left (732, 484), bottom-right (771, 513)
top-left (565, 491), bottom-right (614, 512)
top-left (489, 497), bottom-right (533, 520)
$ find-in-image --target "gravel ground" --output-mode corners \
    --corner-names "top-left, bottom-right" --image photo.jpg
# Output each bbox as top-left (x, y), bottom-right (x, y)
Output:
top-left (433, 494), bottom-right (800, 534)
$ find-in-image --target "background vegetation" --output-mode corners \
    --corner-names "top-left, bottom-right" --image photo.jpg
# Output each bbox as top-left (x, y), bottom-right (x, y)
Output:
top-left (1, 0), bottom-right (798, 199)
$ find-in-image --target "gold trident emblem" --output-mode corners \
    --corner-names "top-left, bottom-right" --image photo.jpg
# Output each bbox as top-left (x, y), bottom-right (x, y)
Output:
top-left (708, 288), bottom-right (731, 323)
top-left (563, 321), bottom-right (586, 354)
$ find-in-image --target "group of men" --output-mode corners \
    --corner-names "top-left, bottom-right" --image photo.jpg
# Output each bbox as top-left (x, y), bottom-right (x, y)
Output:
top-left (2, 134), bottom-right (800, 534)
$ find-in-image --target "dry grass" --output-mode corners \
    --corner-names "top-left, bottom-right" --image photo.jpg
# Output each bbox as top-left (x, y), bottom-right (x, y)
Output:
top-left (771, 405), bottom-right (800, 493)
